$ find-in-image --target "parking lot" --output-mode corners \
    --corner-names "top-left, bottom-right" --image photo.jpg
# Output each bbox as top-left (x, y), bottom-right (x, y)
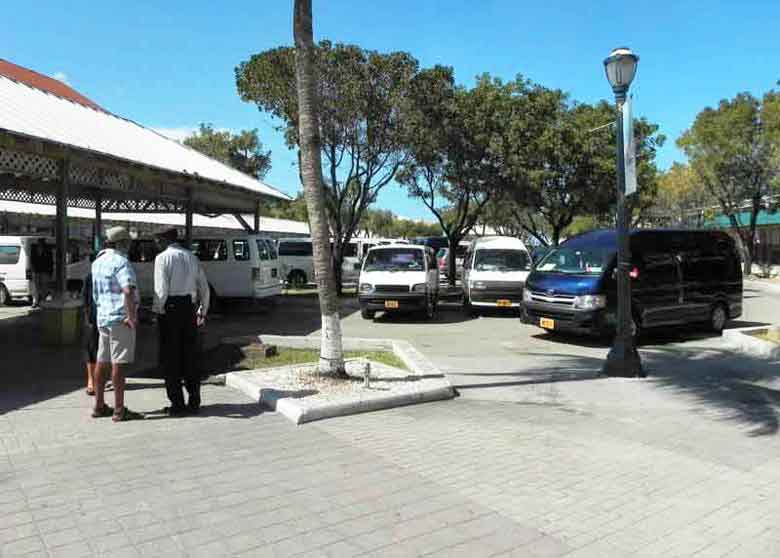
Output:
top-left (1, 281), bottom-right (779, 557)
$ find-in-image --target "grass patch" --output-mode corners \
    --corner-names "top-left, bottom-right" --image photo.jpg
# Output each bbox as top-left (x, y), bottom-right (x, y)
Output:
top-left (239, 346), bottom-right (408, 371)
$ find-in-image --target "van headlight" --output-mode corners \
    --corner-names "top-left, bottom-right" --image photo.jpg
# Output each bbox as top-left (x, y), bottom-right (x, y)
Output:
top-left (411, 283), bottom-right (427, 293)
top-left (359, 283), bottom-right (374, 294)
top-left (572, 294), bottom-right (607, 310)
top-left (523, 289), bottom-right (532, 303)
top-left (470, 281), bottom-right (487, 290)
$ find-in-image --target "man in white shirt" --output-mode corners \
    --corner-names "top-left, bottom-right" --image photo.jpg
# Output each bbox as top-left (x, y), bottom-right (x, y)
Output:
top-left (154, 228), bottom-right (210, 416)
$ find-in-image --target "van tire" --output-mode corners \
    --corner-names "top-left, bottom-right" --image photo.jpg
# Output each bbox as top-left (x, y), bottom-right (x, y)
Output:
top-left (361, 308), bottom-right (375, 320)
top-left (0, 284), bottom-right (9, 306)
top-left (709, 303), bottom-right (728, 334)
top-left (287, 270), bottom-right (307, 289)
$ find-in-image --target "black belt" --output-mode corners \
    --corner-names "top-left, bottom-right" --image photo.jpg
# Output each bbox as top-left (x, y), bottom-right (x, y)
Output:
top-left (165, 295), bottom-right (193, 308)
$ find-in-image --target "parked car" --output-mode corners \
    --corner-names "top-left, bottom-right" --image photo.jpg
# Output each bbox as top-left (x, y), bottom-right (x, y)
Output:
top-left (0, 235), bottom-right (90, 305)
top-left (358, 244), bottom-right (439, 320)
top-left (462, 236), bottom-right (532, 315)
top-left (522, 229), bottom-right (743, 337)
top-left (277, 238), bottom-right (314, 288)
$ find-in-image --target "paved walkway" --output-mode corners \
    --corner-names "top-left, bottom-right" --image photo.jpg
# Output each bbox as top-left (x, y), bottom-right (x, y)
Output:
top-left (1, 283), bottom-right (779, 557)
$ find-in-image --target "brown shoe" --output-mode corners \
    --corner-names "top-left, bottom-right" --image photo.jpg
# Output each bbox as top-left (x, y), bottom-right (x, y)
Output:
top-left (112, 407), bottom-right (144, 422)
top-left (91, 404), bottom-right (113, 418)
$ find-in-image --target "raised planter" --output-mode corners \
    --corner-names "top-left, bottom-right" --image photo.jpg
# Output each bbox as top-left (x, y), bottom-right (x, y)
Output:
top-left (723, 326), bottom-right (780, 359)
top-left (221, 335), bottom-right (455, 424)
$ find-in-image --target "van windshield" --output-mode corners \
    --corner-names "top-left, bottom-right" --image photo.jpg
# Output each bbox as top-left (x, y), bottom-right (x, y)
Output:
top-left (474, 249), bottom-right (530, 272)
top-left (364, 248), bottom-right (424, 272)
top-left (536, 247), bottom-right (613, 275)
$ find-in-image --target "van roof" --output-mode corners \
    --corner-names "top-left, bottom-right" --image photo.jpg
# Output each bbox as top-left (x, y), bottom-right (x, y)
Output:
top-left (470, 236), bottom-right (528, 249)
top-left (368, 243), bottom-right (427, 251)
top-left (561, 229), bottom-right (734, 250)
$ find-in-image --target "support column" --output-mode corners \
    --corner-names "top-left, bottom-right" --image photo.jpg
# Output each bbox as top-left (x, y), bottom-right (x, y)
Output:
top-left (94, 192), bottom-right (103, 252)
top-left (254, 200), bottom-right (261, 233)
top-left (55, 159), bottom-right (69, 297)
top-left (185, 191), bottom-right (193, 248)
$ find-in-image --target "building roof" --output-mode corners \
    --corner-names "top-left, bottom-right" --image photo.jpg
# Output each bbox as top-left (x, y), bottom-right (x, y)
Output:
top-left (0, 62), bottom-right (290, 202)
top-left (706, 210), bottom-right (780, 229)
top-left (0, 59), bottom-right (103, 111)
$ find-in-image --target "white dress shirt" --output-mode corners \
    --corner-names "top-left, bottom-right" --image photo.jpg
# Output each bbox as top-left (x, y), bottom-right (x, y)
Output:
top-left (153, 243), bottom-right (210, 316)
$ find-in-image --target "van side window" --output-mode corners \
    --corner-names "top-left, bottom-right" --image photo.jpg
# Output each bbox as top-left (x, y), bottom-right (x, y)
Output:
top-left (278, 242), bottom-right (313, 257)
top-left (193, 239), bottom-right (227, 261)
top-left (640, 252), bottom-right (678, 286)
top-left (262, 239), bottom-right (278, 260)
top-left (0, 245), bottom-right (21, 265)
top-left (255, 240), bottom-right (270, 261)
top-left (233, 240), bottom-right (251, 262)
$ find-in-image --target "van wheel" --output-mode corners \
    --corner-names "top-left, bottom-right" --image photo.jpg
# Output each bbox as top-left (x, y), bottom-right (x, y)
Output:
top-left (361, 308), bottom-right (375, 320)
top-left (0, 284), bottom-right (9, 306)
top-left (709, 304), bottom-right (728, 334)
top-left (287, 270), bottom-right (307, 289)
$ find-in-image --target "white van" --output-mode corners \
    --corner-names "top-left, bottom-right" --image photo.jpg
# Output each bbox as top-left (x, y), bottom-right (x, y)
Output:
top-left (277, 238), bottom-right (314, 288)
top-left (277, 237), bottom-right (362, 288)
top-left (462, 236), bottom-right (532, 314)
top-left (129, 234), bottom-right (282, 303)
top-left (0, 235), bottom-right (90, 305)
top-left (358, 244), bottom-right (439, 320)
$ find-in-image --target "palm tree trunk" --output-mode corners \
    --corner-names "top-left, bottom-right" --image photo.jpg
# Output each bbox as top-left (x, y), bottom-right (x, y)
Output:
top-left (293, 0), bottom-right (345, 376)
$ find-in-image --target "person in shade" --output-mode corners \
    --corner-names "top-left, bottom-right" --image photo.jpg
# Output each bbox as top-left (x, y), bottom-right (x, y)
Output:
top-left (30, 238), bottom-right (53, 307)
top-left (153, 228), bottom-right (209, 416)
top-left (82, 253), bottom-right (99, 395)
top-left (91, 226), bottom-right (143, 422)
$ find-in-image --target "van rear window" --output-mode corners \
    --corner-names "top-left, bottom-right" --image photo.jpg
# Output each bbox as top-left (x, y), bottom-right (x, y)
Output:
top-left (0, 246), bottom-right (21, 265)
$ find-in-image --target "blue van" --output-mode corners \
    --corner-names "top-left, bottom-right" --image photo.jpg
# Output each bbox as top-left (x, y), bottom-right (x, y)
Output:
top-left (522, 229), bottom-right (743, 337)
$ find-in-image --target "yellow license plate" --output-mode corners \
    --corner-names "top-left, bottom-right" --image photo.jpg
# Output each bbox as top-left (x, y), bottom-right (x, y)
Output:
top-left (496, 299), bottom-right (512, 308)
top-left (385, 300), bottom-right (399, 309)
top-left (539, 318), bottom-right (555, 329)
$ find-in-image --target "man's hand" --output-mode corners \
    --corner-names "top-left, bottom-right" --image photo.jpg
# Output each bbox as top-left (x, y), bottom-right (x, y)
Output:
top-left (124, 317), bottom-right (137, 329)
top-left (196, 310), bottom-right (206, 328)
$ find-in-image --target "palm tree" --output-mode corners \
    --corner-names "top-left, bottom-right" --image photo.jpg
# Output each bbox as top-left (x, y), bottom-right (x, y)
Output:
top-left (293, 0), bottom-right (346, 376)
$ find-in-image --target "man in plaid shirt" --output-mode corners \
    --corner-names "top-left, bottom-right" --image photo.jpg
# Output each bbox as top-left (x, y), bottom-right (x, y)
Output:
top-left (91, 226), bottom-right (143, 422)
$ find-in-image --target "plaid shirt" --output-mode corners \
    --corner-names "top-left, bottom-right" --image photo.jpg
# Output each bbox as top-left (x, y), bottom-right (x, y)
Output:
top-left (91, 249), bottom-right (138, 328)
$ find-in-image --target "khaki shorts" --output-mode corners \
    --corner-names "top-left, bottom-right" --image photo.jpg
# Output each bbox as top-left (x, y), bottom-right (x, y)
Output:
top-left (97, 323), bottom-right (136, 365)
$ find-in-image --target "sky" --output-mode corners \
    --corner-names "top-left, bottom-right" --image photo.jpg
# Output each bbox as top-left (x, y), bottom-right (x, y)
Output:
top-left (4, 0), bottom-right (779, 220)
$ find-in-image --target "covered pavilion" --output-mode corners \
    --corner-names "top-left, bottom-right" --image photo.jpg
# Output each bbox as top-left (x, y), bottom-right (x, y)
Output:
top-left (0, 59), bottom-right (290, 340)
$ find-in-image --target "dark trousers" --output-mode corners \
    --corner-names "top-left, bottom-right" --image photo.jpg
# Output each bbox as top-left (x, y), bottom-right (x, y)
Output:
top-left (160, 296), bottom-right (199, 409)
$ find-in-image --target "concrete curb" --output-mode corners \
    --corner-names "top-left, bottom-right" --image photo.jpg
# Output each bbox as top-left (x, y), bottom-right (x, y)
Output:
top-left (723, 326), bottom-right (780, 359)
top-left (222, 335), bottom-right (455, 424)
top-left (745, 279), bottom-right (780, 294)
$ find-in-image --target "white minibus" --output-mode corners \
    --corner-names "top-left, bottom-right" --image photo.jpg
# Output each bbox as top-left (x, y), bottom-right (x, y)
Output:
top-left (0, 235), bottom-right (90, 305)
top-left (462, 236), bottom-right (532, 315)
top-left (129, 234), bottom-right (282, 303)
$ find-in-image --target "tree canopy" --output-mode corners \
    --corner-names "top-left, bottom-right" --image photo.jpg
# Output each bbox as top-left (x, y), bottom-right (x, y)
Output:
top-left (184, 124), bottom-right (271, 180)
top-left (678, 91), bottom-right (780, 270)
top-left (236, 41), bottom-right (419, 290)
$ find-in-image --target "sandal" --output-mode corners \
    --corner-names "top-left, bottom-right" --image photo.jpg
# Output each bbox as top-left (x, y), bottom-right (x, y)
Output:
top-left (112, 407), bottom-right (144, 422)
top-left (91, 404), bottom-right (113, 418)
top-left (86, 388), bottom-right (95, 396)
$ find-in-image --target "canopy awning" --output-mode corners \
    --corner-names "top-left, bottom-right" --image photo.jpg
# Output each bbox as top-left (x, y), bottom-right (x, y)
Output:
top-left (0, 61), bottom-right (290, 214)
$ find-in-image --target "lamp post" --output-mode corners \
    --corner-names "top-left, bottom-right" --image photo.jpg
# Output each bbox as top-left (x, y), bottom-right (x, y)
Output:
top-left (602, 47), bottom-right (644, 378)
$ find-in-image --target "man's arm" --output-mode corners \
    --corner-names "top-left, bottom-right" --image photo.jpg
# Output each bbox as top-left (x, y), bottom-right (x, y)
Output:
top-left (122, 287), bottom-right (138, 328)
top-left (153, 253), bottom-right (168, 314)
top-left (195, 259), bottom-right (210, 317)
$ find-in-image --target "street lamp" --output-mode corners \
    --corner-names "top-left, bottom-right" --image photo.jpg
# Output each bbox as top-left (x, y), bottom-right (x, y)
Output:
top-left (602, 47), bottom-right (644, 378)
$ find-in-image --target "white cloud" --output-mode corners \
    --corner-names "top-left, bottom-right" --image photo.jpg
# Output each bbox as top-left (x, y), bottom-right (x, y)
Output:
top-left (150, 126), bottom-right (197, 143)
top-left (52, 71), bottom-right (71, 86)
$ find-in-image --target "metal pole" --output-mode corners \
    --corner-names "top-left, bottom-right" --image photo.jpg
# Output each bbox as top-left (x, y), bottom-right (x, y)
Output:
top-left (185, 191), bottom-right (193, 249)
top-left (55, 159), bottom-right (69, 298)
top-left (94, 192), bottom-right (103, 252)
top-left (254, 200), bottom-right (261, 234)
top-left (603, 90), bottom-right (643, 378)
